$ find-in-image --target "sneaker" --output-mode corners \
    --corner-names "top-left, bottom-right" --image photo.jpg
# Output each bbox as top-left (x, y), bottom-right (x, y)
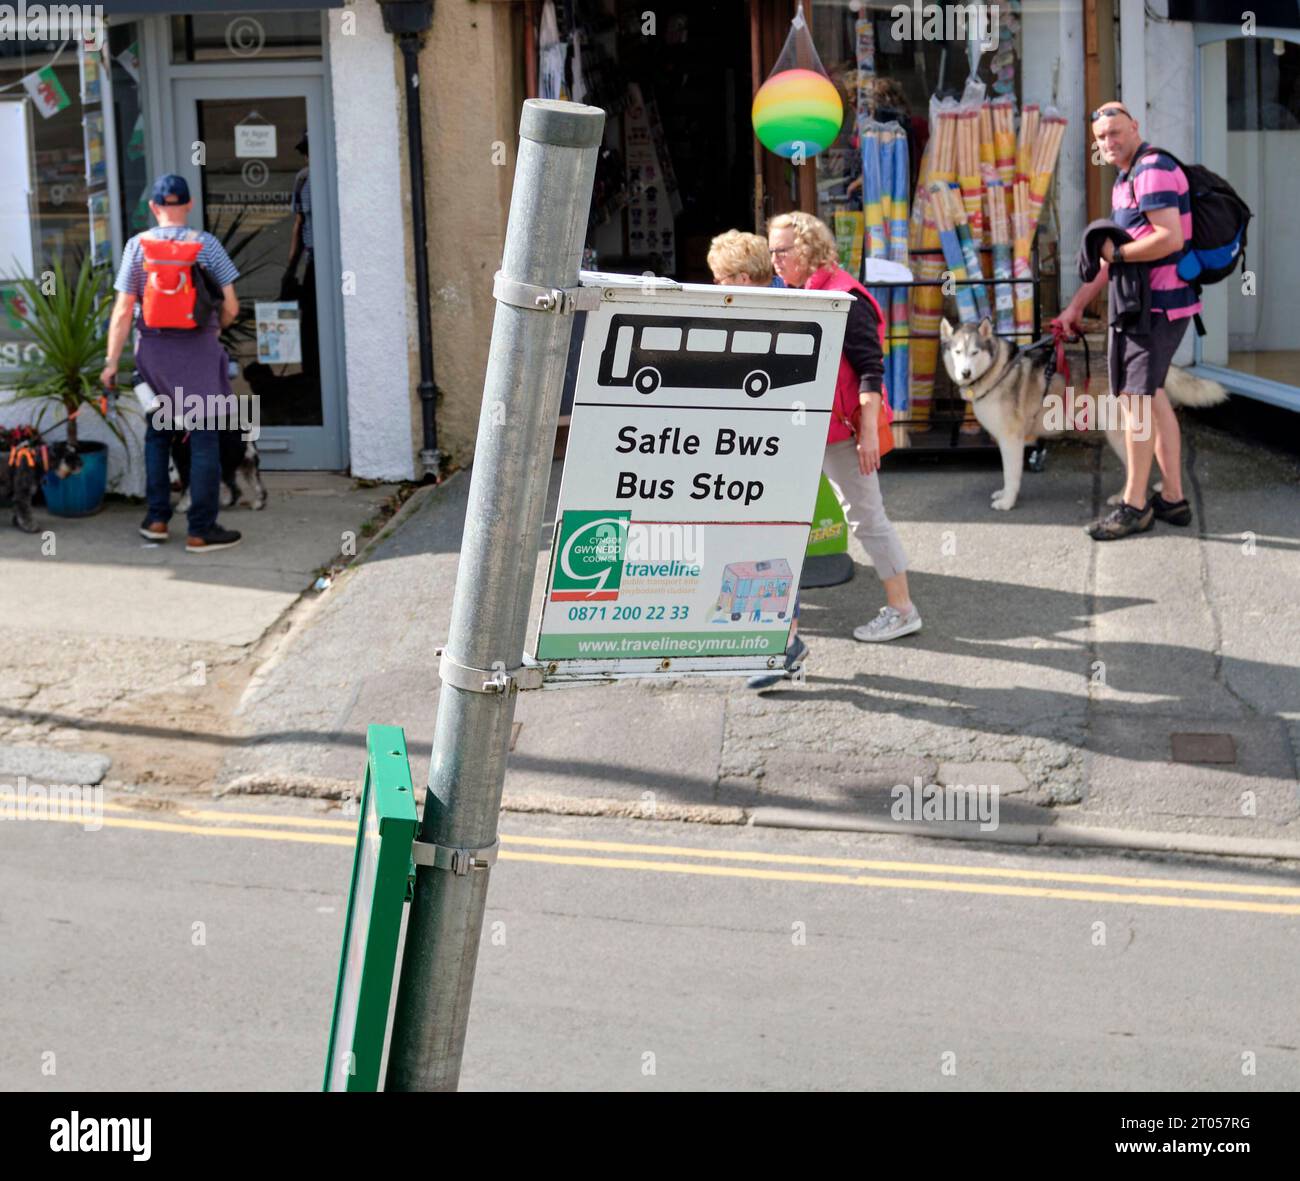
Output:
top-left (746, 635), bottom-right (808, 690)
top-left (138, 518), bottom-right (169, 542)
top-left (186, 526), bottom-right (243, 553)
top-left (854, 605), bottom-right (923, 643)
top-left (1149, 493), bottom-right (1192, 526)
top-left (1087, 501), bottom-right (1154, 541)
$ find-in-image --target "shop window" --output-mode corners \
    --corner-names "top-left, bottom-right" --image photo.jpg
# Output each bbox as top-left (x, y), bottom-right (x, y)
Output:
top-left (109, 25), bottom-right (149, 241)
top-left (809, 1), bottom-right (1016, 227)
top-left (0, 41), bottom-right (91, 265)
top-left (1226, 38), bottom-right (1300, 130)
top-left (1211, 37), bottom-right (1299, 386)
top-left (170, 12), bottom-right (323, 63)
top-left (0, 38), bottom-right (94, 376)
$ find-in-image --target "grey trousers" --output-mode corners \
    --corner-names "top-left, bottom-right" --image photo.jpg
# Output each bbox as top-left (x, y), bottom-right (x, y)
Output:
top-left (821, 439), bottom-right (909, 581)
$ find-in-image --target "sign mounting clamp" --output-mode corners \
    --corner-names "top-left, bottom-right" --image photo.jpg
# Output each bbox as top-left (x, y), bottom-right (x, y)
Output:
top-left (437, 648), bottom-right (544, 694)
top-left (493, 270), bottom-right (602, 316)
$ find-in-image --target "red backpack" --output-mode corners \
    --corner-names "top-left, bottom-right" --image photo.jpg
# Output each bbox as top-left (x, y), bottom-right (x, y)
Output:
top-left (140, 232), bottom-right (208, 329)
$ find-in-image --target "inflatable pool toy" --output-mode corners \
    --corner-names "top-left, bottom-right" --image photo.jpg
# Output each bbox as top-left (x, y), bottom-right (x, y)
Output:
top-left (752, 67), bottom-right (843, 159)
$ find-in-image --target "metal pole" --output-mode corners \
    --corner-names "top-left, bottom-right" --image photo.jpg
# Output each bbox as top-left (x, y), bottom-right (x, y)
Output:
top-left (385, 99), bottom-right (604, 1092)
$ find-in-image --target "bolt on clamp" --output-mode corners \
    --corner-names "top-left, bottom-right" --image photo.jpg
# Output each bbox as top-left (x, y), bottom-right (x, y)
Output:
top-left (492, 270), bottom-right (602, 316)
top-left (436, 647), bottom-right (544, 694)
top-left (410, 837), bottom-right (500, 877)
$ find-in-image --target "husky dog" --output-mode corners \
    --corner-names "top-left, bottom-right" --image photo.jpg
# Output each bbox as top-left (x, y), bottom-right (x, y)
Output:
top-left (939, 317), bottom-right (1227, 510)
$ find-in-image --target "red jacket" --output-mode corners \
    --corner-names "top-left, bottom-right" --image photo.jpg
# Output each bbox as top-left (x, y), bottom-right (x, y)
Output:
top-left (804, 264), bottom-right (894, 457)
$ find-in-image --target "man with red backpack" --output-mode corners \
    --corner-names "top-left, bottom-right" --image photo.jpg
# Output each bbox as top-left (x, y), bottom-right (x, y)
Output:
top-left (101, 174), bottom-right (243, 552)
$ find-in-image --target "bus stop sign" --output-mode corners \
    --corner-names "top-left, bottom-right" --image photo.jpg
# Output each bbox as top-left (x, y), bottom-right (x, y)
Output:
top-left (533, 273), bottom-right (848, 679)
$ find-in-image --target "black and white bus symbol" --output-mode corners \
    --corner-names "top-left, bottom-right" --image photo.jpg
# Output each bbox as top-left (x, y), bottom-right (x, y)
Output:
top-left (596, 314), bottom-right (822, 397)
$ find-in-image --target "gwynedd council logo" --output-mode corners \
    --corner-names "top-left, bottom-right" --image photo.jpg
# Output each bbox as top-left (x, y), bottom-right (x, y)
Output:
top-left (549, 510), bottom-right (630, 601)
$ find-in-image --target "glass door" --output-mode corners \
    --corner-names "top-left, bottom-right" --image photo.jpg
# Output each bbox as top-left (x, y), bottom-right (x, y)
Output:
top-left (1196, 29), bottom-right (1300, 412)
top-left (173, 77), bottom-right (342, 467)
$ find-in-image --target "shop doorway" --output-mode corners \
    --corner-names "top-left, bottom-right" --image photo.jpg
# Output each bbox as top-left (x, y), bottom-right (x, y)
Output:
top-left (577, 1), bottom-right (756, 282)
top-left (172, 78), bottom-right (343, 467)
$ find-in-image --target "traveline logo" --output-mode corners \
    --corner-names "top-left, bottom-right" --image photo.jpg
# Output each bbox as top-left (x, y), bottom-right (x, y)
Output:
top-left (50, 1111), bottom-right (151, 1162)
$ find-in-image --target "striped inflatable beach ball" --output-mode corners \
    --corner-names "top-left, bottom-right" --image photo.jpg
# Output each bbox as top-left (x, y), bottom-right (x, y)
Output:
top-left (752, 68), bottom-right (844, 159)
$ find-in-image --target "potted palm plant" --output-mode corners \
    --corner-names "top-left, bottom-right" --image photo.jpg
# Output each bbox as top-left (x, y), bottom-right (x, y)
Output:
top-left (7, 255), bottom-right (132, 516)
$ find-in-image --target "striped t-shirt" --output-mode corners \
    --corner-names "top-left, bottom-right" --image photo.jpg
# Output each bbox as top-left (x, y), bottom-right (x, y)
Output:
top-left (113, 226), bottom-right (240, 301)
top-left (1111, 143), bottom-right (1201, 320)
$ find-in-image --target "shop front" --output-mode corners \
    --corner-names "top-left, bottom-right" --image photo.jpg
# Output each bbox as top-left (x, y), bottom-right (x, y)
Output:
top-left (527, 0), bottom-right (1090, 445)
top-left (1, 1), bottom-right (356, 481)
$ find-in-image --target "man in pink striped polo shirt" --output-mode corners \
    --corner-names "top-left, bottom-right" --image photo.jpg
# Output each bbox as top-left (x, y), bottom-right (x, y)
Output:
top-left (1060, 102), bottom-right (1199, 540)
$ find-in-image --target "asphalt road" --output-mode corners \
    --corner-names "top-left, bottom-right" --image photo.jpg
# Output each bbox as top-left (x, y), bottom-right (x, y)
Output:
top-left (1, 797), bottom-right (1297, 1092)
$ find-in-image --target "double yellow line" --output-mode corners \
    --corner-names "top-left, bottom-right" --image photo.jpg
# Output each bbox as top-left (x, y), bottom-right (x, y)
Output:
top-left (17, 799), bottom-right (1300, 916)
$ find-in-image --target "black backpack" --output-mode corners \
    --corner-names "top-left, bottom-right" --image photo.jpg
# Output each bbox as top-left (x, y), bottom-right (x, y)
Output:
top-left (1132, 147), bottom-right (1253, 332)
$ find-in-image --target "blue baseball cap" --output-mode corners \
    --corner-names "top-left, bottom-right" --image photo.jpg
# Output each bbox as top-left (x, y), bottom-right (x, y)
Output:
top-left (150, 174), bottom-right (191, 205)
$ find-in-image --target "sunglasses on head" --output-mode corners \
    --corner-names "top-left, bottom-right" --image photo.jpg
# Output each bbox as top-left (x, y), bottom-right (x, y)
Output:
top-left (1091, 105), bottom-right (1130, 122)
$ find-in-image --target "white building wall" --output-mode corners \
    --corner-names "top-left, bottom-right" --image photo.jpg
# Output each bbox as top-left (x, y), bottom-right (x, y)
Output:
top-left (1133, 6), bottom-right (1198, 364)
top-left (1142, 11), bottom-right (1196, 158)
top-left (1022, 0), bottom-right (1089, 304)
top-left (328, 0), bottom-right (416, 481)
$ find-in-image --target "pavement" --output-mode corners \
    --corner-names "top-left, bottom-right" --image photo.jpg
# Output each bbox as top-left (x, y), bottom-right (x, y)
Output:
top-left (0, 472), bottom-right (397, 790)
top-left (213, 412), bottom-right (1300, 852)
top-left (3, 413), bottom-right (1298, 854)
top-left (3, 803), bottom-right (1297, 1091)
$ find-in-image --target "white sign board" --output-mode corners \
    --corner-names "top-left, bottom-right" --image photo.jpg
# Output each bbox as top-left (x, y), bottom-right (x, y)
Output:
top-left (532, 274), bottom-right (849, 677)
top-left (235, 123), bottom-right (277, 158)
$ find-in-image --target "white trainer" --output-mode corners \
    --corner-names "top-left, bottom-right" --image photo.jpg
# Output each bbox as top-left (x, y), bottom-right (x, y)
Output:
top-left (853, 605), bottom-right (922, 643)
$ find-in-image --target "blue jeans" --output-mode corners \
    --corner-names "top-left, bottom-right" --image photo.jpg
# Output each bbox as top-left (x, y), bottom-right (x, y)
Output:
top-left (145, 421), bottom-right (219, 537)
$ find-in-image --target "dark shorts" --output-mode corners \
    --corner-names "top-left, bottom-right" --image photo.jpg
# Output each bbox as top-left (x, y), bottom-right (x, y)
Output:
top-left (1108, 313), bottom-right (1190, 397)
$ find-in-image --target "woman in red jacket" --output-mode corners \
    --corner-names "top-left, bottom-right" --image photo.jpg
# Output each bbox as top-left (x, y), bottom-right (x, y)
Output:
top-left (753, 212), bottom-right (922, 685)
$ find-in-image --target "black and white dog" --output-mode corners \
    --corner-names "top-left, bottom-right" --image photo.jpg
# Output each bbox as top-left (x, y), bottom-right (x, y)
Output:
top-left (1, 429), bottom-right (80, 533)
top-left (172, 430), bottom-right (268, 514)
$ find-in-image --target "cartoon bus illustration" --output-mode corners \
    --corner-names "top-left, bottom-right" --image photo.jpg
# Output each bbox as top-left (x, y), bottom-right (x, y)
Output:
top-left (597, 314), bottom-right (821, 398)
top-left (715, 559), bottom-right (794, 622)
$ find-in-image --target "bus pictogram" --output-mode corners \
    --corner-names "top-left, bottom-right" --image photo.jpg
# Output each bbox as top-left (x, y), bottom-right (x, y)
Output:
top-left (597, 314), bottom-right (822, 397)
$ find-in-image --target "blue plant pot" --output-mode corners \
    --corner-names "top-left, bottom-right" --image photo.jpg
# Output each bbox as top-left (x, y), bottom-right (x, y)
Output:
top-left (42, 440), bottom-right (109, 517)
